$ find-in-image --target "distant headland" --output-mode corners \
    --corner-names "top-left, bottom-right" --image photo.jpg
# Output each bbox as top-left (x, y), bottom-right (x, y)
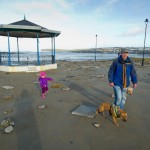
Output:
top-left (42, 47), bottom-right (150, 54)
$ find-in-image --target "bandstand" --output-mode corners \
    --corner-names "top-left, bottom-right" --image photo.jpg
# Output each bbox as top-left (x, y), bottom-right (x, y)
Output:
top-left (0, 17), bottom-right (61, 72)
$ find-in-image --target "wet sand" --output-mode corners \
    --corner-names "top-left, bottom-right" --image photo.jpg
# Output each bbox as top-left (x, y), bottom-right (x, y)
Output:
top-left (0, 60), bottom-right (150, 150)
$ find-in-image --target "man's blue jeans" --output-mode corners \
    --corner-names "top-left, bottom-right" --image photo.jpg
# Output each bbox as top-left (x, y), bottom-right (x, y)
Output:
top-left (113, 86), bottom-right (127, 109)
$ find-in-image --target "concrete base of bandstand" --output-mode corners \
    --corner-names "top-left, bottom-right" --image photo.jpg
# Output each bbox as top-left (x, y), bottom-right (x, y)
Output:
top-left (0, 63), bottom-right (57, 72)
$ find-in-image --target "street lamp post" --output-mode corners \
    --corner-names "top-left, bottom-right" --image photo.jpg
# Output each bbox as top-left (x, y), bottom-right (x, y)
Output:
top-left (95, 35), bottom-right (97, 61)
top-left (142, 18), bottom-right (149, 66)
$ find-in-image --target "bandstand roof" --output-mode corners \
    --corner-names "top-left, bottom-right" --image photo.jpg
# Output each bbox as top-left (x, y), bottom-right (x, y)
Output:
top-left (0, 18), bottom-right (61, 38)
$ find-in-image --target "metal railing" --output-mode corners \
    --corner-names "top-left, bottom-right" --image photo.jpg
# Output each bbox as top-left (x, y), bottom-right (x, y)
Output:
top-left (0, 52), bottom-right (53, 66)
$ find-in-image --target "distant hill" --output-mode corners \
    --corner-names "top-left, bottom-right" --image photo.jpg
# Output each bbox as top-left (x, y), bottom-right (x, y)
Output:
top-left (41, 47), bottom-right (150, 54)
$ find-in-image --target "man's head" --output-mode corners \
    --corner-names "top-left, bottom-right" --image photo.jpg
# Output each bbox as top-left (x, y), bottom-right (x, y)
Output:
top-left (121, 48), bottom-right (129, 60)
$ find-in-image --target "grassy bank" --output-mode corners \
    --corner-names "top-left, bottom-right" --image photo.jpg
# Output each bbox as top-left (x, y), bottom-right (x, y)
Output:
top-left (131, 57), bottom-right (150, 64)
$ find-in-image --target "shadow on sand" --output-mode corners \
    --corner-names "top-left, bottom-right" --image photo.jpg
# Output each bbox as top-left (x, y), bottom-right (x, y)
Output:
top-left (68, 81), bottom-right (110, 107)
top-left (15, 90), bottom-right (42, 150)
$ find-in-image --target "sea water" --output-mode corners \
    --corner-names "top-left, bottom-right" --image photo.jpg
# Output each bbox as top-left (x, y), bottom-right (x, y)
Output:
top-left (55, 51), bottom-right (150, 61)
top-left (1, 51), bottom-right (150, 62)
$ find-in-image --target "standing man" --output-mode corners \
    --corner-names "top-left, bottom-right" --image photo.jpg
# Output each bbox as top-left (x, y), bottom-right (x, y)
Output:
top-left (108, 48), bottom-right (137, 109)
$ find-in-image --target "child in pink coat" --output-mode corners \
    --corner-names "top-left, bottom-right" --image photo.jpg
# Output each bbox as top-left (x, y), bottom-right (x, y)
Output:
top-left (39, 71), bottom-right (53, 99)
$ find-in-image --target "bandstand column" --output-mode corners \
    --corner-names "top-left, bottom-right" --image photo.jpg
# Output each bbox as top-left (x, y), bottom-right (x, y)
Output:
top-left (51, 37), bottom-right (54, 64)
top-left (36, 33), bottom-right (40, 65)
top-left (7, 32), bottom-right (11, 66)
top-left (0, 50), bottom-right (1, 64)
top-left (17, 37), bottom-right (20, 64)
top-left (53, 36), bottom-right (56, 64)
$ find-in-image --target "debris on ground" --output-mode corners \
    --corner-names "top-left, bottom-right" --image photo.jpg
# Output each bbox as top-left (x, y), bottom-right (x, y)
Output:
top-left (0, 117), bottom-right (15, 134)
top-left (93, 123), bottom-right (101, 128)
top-left (62, 87), bottom-right (71, 91)
top-left (4, 126), bottom-right (14, 133)
top-left (97, 75), bottom-right (105, 78)
top-left (38, 104), bottom-right (47, 109)
top-left (112, 94), bottom-right (115, 98)
top-left (72, 105), bottom-right (96, 118)
top-left (51, 83), bottom-right (64, 88)
top-left (82, 66), bottom-right (90, 69)
top-left (3, 95), bottom-right (14, 100)
top-left (4, 109), bottom-right (13, 115)
top-left (34, 81), bottom-right (39, 84)
top-left (2, 86), bottom-right (14, 90)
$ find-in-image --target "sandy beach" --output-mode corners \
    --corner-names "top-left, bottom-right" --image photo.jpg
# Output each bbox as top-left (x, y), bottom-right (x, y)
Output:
top-left (0, 60), bottom-right (150, 150)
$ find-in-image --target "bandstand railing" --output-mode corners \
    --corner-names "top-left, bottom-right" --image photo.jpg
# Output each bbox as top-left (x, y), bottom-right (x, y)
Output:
top-left (0, 52), bottom-right (54, 66)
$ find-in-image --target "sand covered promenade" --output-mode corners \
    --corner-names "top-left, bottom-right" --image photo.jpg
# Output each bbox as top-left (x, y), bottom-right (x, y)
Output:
top-left (0, 60), bottom-right (150, 150)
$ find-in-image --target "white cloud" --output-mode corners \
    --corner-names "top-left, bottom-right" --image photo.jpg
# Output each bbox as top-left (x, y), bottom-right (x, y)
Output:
top-left (54, 0), bottom-right (72, 10)
top-left (121, 27), bottom-right (144, 36)
top-left (14, 1), bottom-right (71, 20)
top-left (107, 0), bottom-right (120, 5)
top-left (94, 0), bottom-right (119, 15)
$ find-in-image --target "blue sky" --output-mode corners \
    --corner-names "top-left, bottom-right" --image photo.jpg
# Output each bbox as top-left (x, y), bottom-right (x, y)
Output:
top-left (0, 0), bottom-right (150, 51)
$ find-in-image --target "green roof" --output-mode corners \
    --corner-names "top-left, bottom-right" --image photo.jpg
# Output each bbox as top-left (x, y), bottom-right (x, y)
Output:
top-left (0, 19), bottom-right (61, 38)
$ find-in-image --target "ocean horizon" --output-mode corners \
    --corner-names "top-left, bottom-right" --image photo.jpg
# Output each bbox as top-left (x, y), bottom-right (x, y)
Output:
top-left (1, 50), bottom-right (150, 63)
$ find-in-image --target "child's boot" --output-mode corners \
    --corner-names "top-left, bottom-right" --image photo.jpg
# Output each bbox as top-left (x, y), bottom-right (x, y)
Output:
top-left (42, 93), bottom-right (46, 99)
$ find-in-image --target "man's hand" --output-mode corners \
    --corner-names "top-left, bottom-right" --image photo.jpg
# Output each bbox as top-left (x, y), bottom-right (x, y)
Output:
top-left (109, 82), bottom-right (114, 87)
top-left (133, 84), bottom-right (137, 88)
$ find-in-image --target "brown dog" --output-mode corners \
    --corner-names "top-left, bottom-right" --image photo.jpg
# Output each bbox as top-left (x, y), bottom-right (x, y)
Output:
top-left (96, 102), bottom-right (127, 126)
